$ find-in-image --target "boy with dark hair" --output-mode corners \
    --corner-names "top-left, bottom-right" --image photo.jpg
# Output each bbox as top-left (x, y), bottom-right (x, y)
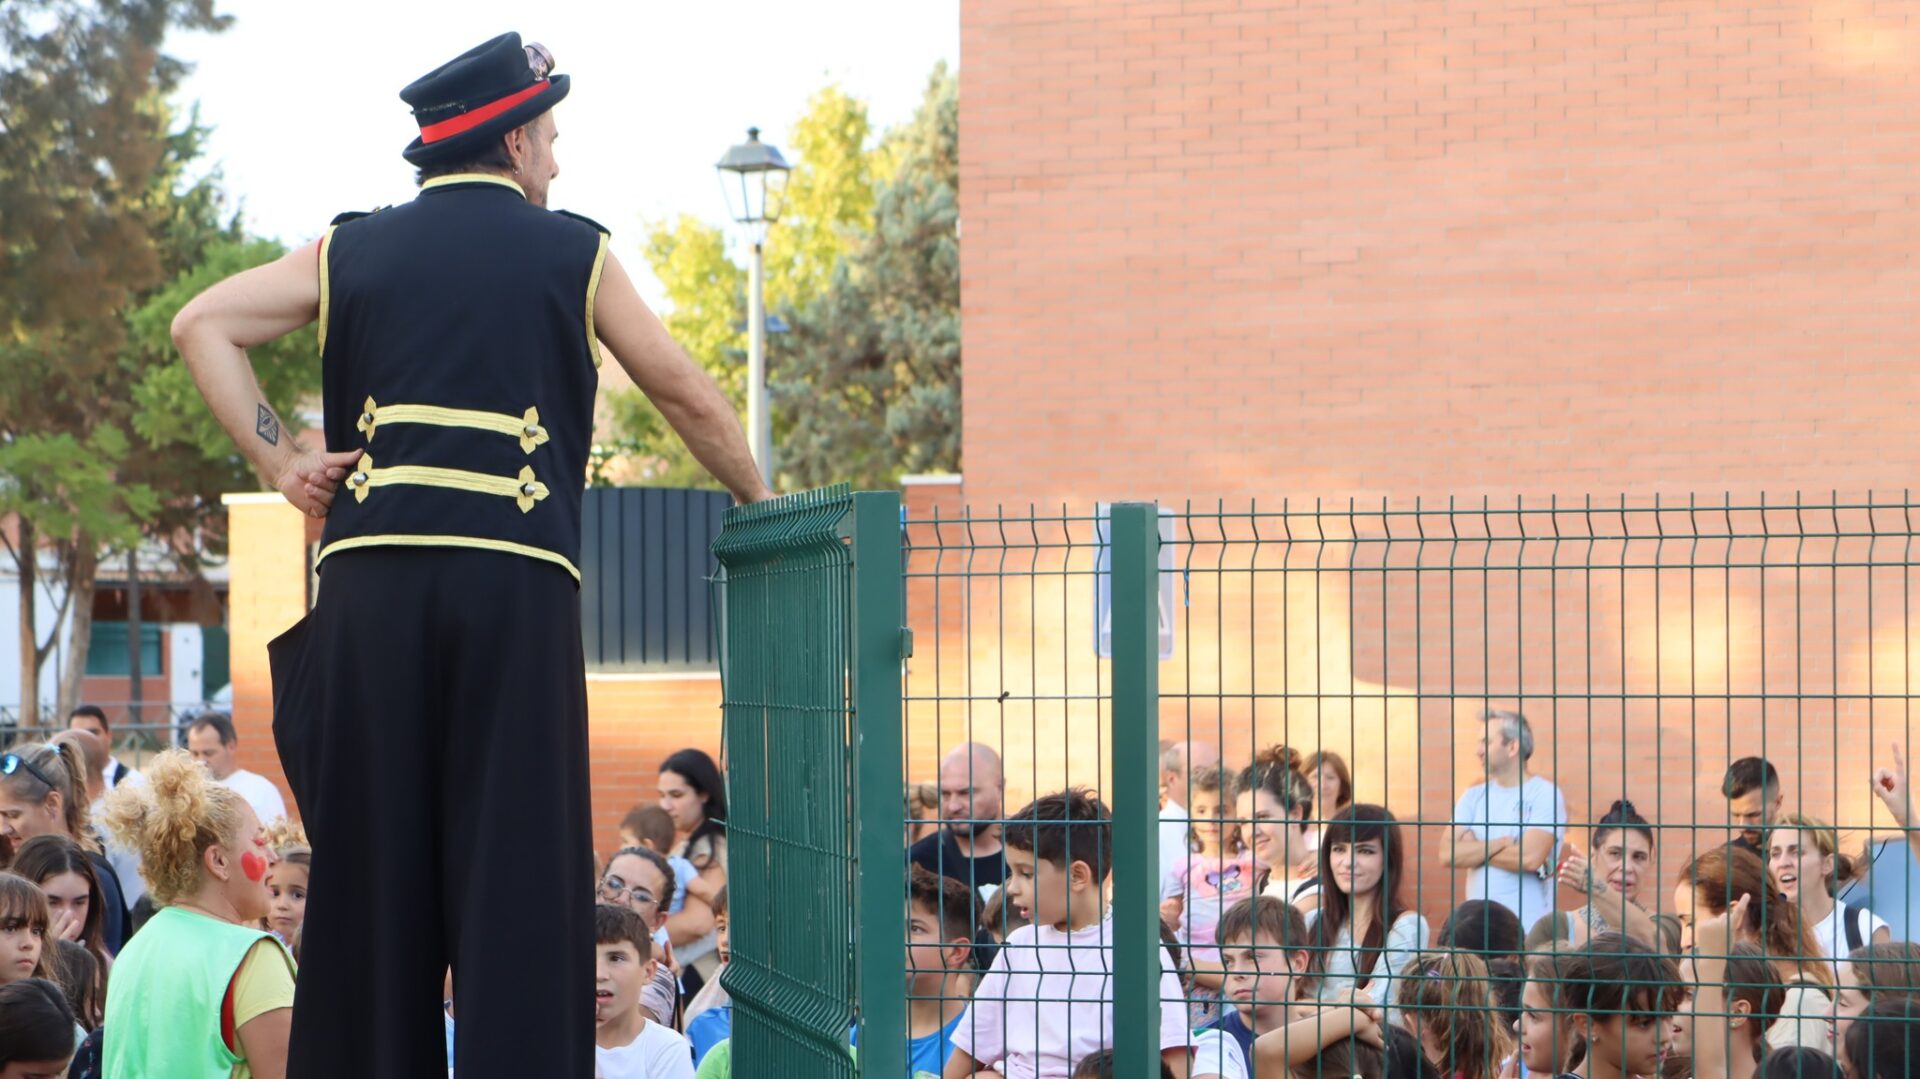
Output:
top-left (1723, 757), bottom-right (1783, 853)
top-left (908, 866), bottom-right (977, 1077)
top-left (943, 788), bottom-right (1191, 1078)
top-left (593, 903), bottom-right (694, 1079)
top-left (1070, 1049), bottom-right (1175, 1079)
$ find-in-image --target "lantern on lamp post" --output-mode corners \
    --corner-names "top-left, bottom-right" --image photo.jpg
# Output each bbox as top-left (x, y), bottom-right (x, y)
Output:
top-left (715, 126), bottom-right (791, 487)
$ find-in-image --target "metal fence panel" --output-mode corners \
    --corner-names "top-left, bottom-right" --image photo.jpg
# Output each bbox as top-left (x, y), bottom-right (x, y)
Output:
top-left (580, 486), bottom-right (730, 672)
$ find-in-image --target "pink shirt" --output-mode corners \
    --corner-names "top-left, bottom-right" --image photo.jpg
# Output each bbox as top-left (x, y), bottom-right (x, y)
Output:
top-left (950, 918), bottom-right (1192, 1078)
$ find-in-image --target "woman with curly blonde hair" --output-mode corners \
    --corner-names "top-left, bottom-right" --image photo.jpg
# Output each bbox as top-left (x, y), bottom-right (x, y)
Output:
top-left (98, 750), bottom-right (293, 1078)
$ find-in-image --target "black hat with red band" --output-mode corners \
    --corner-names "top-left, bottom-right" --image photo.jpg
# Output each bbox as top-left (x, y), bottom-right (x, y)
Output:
top-left (400, 32), bottom-right (568, 167)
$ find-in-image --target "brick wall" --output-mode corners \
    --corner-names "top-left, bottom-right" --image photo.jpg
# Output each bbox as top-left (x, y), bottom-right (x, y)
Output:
top-left (958, 0), bottom-right (1920, 508)
top-left (952, 0), bottom-right (1920, 922)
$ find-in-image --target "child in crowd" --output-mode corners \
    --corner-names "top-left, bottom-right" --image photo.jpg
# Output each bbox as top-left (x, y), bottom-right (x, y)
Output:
top-left (1766, 813), bottom-right (1891, 959)
top-left (1674, 847), bottom-right (1831, 1051)
top-left (623, 805), bottom-right (700, 915)
top-left (10, 835), bottom-right (109, 974)
top-left (943, 788), bottom-right (1192, 1078)
top-left (0, 977), bottom-right (77, 1076)
top-left (1237, 746), bottom-right (1320, 913)
top-left (1516, 951), bottom-right (1583, 1079)
top-left (683, 887), bottom-right (731, 1063)
top-left (0, 873), bottom-right (55, 988)
top-left (263, 820), bottom-right (310, 954)
top-left (52, 940), bottom-right (101, 1031)
top-left (1069, 1049), bottom-right (1174, 1079)
top-left (1436, 900), bottom-right (1526, 1034)
top-left (1308, 804), bottom-right (1429, 1015)
top-left (1667, 942), bottom-right (1782, 1079)
top-left (1162, 765), bottom-right (1257, 1023)
top-left (1545, 933), bottom-right (1682, 1079)
top-left (904, 866), bottom-right (976, 1078)
top-left (1753, 1047), bottom-right (1839, 1078)
top-left (1839, 995), bottom-right (1920, 1079)
top-left (1395, 952), bottom-right (1512, 1079)
top-left (601, 846), bottom-right (685, 1026)
top-left (1830, 940), bottom-right (1920, 1045)
top-left (1205, 896), bottom-right (1312, 1059)
top-left (593, 902), bottom-right (695, 1079)
top-left (980, 884), bottom-right (1029, 944)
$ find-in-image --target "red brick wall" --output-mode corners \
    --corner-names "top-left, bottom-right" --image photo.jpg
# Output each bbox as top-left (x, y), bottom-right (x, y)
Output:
top-left (958, 0), bottom-right (1920, 508)
top-left (952, 0), bottom-right (1920, 922)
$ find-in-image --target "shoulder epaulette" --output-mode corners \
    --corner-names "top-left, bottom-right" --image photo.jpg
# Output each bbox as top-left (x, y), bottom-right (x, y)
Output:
top-left (556, 209), bottom-right (610, 237)
top-left (330, 206), bottom-right (389, 227)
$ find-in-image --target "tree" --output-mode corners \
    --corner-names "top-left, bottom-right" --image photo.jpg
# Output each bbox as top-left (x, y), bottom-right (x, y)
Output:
top-left (772, 64), bottom-right (960, 489)
top-left (608, 84), bottom-right (879, 487)
top-left (0, 0), bottom-right (241, 724)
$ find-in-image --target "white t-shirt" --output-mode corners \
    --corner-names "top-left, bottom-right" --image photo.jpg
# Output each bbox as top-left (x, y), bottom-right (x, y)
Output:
top-left (950, 918), bottom-right (1193, 1078)
top-left (1159, 801), bottom-right (1192, 886)
top-left (220, 768), bottom-right (288, 827)
top-left (594, 1019), bottom-right (696, 1079)
top-left (1190, 1028), bottom-right (1249, 1079)
top-left (1812, 900), bottom-right (1891, 959)
top-left (1452, 776), bottom-right (1566, 928)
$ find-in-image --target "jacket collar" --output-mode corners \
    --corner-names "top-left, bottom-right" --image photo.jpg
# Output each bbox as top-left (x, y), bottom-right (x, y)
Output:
top-left (418, 173), bottom-right (527, 200)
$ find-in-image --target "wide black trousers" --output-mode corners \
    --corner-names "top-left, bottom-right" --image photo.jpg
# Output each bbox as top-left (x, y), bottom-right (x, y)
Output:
top-left (268, 547), bottom-right (594, 1078)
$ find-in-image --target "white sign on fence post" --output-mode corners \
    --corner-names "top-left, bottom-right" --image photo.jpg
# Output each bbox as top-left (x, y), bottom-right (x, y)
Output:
top-left (1094, 504), bottom-right (1178, 660)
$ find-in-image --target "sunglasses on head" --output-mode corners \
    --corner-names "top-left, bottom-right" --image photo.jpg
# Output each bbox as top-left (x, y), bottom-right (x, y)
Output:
top-left (0, 753), bottom-right (58, 791)
top-left (525, 42), bottom-right (555, 80)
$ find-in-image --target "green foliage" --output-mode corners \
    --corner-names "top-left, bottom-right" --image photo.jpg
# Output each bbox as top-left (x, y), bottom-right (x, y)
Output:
top-left (775, 64), bottom-right (960, 489)
top-left (607, 67), bottom-right (959, 491)
top-left (0, 428), bottom-right (157, 552)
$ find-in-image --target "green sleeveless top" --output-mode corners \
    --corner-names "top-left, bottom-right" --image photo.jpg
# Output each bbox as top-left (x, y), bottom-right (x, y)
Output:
top-left (103, 906), bottom-right (291, 1078)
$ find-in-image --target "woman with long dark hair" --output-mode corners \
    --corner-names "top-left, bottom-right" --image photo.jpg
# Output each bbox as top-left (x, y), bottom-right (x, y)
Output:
top-left (1307, 803), bottom-right (1429, 1012)
top-left (10, 835), bottom-right (110, 979)
top-left (658, 748), bottom-right (728, 995)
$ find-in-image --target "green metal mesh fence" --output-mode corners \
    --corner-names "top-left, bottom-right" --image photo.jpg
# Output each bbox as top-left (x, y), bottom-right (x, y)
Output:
top-left (723, 491), bottom-right (1920, 1078)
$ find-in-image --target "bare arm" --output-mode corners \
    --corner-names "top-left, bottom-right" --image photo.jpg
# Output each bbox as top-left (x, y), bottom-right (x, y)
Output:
top-left (1251, 995), bottom-right (1384, 1070)
top-left (593, 251), bottom-right (772, 505)
top-left (665, 885), bottom-right (717, 947)
top-left (1443, 828), bottom-right (1503, 869)
top-left (1871, 742), bottom-right (1920, 866)
top-left (1161, 1047), bottom-right (1190, 1079)
top-left (1487, 829), bottom-right (1556, 874)
top-left (1558, 850), bottom-right (1658, 946)
top-left (941, 1048), bottom-right (982, 1079)
top-left (170, 240), bottom-right (362, 516)
top-left (235, 1007), bottom-right (292, 1079)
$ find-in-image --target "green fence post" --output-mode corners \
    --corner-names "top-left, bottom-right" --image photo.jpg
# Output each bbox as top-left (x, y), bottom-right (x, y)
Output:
top-left (1110, 502), bottom-right (1162, 1078)
top-left (851, 491), bottom-right (907, 1076)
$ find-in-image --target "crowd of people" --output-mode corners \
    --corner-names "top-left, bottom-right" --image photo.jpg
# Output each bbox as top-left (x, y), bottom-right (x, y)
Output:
top-left (905, 714), bottom-right (1920, 1078)
top-left (9, 702), bottom-right (1920, 1077)
top-left (0, 706), bottom-right (743, 1078)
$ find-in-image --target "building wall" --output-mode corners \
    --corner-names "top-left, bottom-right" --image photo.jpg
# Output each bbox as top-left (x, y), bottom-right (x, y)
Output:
top-left (958, 0), bottom-right (1920, 508)
top-left (222, 495), bottom-right (720, 858)
top-left (954, 0), bottom-right (1920, 921)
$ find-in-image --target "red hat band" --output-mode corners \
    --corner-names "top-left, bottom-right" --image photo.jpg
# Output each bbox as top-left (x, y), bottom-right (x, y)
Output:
top-left (419, 79), bottom-right (550, 144)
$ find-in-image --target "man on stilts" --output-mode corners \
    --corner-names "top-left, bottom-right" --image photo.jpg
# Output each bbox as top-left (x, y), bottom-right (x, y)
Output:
top-left (171, 33), bottom-right (770, 1077)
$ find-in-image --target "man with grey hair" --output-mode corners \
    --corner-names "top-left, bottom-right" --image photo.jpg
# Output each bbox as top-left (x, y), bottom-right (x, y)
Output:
top-left (1158, 739), bottom-right (1220, 883)
top-left (1442, 708), bottom-right (1567, 926)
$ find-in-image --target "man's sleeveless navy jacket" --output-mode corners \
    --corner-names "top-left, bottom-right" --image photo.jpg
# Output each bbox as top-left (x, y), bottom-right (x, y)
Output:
top-left (314, 173), bottom-right (607, 580)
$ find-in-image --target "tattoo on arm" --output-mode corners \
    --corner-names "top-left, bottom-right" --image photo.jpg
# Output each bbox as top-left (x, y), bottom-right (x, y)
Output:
top-left (256, 403), bottom-right (280, 446)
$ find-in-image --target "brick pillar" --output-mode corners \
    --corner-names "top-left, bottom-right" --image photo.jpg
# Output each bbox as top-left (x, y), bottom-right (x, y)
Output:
top-left (220, 492), bottom-right (313, 820)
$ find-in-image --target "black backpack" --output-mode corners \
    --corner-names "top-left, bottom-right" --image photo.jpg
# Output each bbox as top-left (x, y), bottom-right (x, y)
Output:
top-left (1844, 902), bottom-right (1869, 955)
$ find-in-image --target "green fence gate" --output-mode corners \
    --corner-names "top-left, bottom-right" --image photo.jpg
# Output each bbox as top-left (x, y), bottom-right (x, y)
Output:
top-left (716, 490), bottom-right (1920, 1079)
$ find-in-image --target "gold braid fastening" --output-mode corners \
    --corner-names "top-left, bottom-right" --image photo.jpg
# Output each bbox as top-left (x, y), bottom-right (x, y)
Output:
top-left (346, 456), bottom-right (550, 513)
top-left (356, 396), bottom-right (550, 454)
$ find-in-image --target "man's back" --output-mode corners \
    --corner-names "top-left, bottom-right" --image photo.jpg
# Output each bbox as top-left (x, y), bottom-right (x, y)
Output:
top-left (317, 176), bottom-right (606, 580)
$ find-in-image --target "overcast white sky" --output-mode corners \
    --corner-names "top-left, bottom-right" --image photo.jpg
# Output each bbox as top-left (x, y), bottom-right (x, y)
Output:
top-left (170, 1), bottom-right (960, 303)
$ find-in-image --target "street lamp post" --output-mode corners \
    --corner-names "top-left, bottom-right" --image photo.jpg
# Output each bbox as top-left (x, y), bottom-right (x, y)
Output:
top-left (715, 126), bottom-right (791, 488)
